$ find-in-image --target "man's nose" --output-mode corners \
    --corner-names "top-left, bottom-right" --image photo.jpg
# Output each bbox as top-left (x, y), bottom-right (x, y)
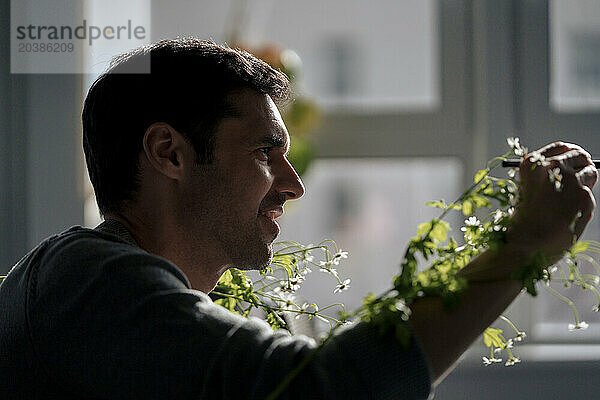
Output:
top-left (276, 157), bottom-right (305, 200)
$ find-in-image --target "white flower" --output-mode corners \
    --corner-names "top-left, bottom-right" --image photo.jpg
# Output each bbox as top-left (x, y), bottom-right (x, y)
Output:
top-left (482, 356), bottom-right (502, 366)
top-left (300, 304), bottom-right (327, 323)
top-left (300, 266), bottom-right (312, 275)
top-left (514, 331), bottom-right (527, 342)
top-left (507, 137), bottom-right (527, 156)
top-left (568, 321), bottom-right (589, 331)
top-left (333, 279), bottom-right (351, 293)
top-left (493, 210), bottom-right (504, 224)
top-left (295, 302), bottom-right (310, 319)
top-left (395, 300), bottom-right (412, 316)
top-left (274, 292), bottom-right (295, 308)
top-left (593, 305), bottom-right (600, 313)
top-left (529, 151), bottom-right (547, 165)
top-left (301, 245), bottom-right (314, 262)
top-left (319, 260), bottom-right (333, 268)
top-left (281, 277), bottom-right (302, 292)
top-left (505, 357), bottom-right (521, 366)
top-left (508, 168), bottom-right (518, 178)
top-left (288, 275), bottom-right (304, 289)
top-left (281, 284), bottom-right (296, 293)
top-left (465, 216), bottom-right (480, 226)
top-left (507, 137), bottom-right (520, 149)
top-left (332, 249), bottom-right (349, 265)
top-left (461, 216), bottom-right (480, 232)
top-left (548, 167), bottom-right (563, 191)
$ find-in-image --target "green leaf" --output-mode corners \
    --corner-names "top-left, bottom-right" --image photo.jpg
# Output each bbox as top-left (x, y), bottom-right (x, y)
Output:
top-left (426, 200), bottom-right (446, 209)
top-left (462, 200), bottom-right (474, 216)
top-left (483, 327), bottom-right (504, 348)
top-left (272, 254), bottom-right (297, 271)
top-left (214, 297), bottom-right (238, 312)
top-left (570, 241), bottom-right (589, 256)
top-left (430, 221), bottom-right (450, 243)
top-left (416, 221), bottom-right (432, 237)
top-left (471, 195), bottom-right (491, 208)
top-left (474, 169), bottom-right (489, 184)
top-left (482, 183), bottom-right (494, 195)
top-left (218, 269), bottom-right (233, 286)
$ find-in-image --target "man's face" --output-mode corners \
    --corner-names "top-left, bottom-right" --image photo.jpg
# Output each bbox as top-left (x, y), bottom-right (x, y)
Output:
top-left (184, 88), bottom-right (304, 270)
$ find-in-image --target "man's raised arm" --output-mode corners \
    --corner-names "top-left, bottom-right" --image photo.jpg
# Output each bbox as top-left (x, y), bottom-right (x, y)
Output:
top-left (408, 142), bottom-right (598, 386)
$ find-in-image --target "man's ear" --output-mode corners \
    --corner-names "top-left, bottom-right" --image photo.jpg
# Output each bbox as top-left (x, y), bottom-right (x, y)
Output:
top-left (142, 122), bottom-right (191, 180)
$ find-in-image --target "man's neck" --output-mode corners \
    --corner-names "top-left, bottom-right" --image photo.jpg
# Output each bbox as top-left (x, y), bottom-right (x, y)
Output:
top-left (103, 212), bottom-right (227, 293)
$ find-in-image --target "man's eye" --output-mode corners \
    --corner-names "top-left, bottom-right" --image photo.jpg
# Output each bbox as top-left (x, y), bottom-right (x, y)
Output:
top-left (258, 147), bottom-right (271, 156)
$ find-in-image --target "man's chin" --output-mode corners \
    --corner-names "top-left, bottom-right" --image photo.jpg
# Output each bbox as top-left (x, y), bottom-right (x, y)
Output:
top-left (233, 243), bottom-right (273, 271)
top-left (257, 243), bottom-right (274, 270)
top-left (258, 215), bottom-right (281, 243)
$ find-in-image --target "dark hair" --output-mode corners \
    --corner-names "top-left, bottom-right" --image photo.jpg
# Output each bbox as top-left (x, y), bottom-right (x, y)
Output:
top-left (82, 38), bottom-right (291, 216)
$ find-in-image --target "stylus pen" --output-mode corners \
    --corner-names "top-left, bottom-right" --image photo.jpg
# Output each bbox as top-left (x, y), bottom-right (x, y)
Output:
top-left (502, 159), bottom-right (600, 168)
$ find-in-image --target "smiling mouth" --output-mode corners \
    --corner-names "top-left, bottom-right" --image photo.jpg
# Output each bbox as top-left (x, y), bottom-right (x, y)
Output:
top-left (259, 207), bottom-right (284, 220)
top-left (258, 206), bottom-right (284, 240)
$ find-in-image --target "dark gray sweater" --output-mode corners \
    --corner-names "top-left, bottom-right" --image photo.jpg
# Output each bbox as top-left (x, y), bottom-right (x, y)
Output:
top-left (0, 220), bottom-right (432, 399)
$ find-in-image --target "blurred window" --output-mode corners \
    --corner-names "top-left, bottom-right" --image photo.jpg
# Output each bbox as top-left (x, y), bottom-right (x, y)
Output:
top-left (277, 158), bottom-right (462, 333)
top-left (151, 0), bottom-right (440, 112)
top-left (550, 0), bottom-right (600, 112)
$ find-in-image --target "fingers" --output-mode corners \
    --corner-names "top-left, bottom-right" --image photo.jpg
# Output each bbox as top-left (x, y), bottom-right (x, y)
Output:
top-left (554, 149), bottom-right (592, 171)
top-left (573, 186), bottom-right (596, 237)
top-left (538, 142), bottom-right (591, 159)
top-left (577, 165), bottom-right (599, 189)
top-left (548, 148), bottom-right (597, 189)
top-left (523, 143), bottom-right (597, 189)
top-left (510, 141), bottom-right (597, 253)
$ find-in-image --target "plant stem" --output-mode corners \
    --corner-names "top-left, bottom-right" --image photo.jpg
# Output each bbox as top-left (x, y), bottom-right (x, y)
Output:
top-left (499, 315), bottom-right (521, 335)
top-left (544, 284), bottom-right (581, 324)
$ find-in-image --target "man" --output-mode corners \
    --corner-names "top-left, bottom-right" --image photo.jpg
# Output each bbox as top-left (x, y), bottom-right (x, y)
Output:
top-left (0, 38), bottom-right (596, 399)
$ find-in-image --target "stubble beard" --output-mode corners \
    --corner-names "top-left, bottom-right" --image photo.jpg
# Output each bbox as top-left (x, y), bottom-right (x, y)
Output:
top-left (220, 216), bottom-right (274, 271)
top-left (227, 193), bottom-right (285, 271)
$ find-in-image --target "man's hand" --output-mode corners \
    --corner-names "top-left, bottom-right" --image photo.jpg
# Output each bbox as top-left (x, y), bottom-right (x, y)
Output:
top-left (410, 142), bottom-right (598, 387)
top-left (508, 142), bottom-right (598, 266)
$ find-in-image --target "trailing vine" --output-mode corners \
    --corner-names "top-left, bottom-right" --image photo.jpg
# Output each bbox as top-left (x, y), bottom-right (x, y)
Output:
top-left (208, 137), bottom-right (600, 395)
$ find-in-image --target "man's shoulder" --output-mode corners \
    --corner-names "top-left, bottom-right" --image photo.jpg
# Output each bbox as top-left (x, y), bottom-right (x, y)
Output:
top-left (6, 225), bottom-right (190, 297)
top-left (36, 225), bottom-right (156, 272)
top-left (42, 225), bottom-right (146, 261)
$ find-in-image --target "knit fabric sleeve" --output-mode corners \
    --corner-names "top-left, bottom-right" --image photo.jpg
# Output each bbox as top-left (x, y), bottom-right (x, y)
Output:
top-left (28, 232), bottom-right (432, 399)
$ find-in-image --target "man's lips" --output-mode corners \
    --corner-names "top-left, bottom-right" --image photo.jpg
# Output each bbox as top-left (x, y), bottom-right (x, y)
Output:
top-left (258, 206), bottom-right (284, 240)
top-left (259, 206), bottom-right (284, 220)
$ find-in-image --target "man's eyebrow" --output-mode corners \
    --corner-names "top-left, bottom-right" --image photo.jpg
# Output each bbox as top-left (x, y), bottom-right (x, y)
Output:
top-left (253, 132), bottom-right (288, 150)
